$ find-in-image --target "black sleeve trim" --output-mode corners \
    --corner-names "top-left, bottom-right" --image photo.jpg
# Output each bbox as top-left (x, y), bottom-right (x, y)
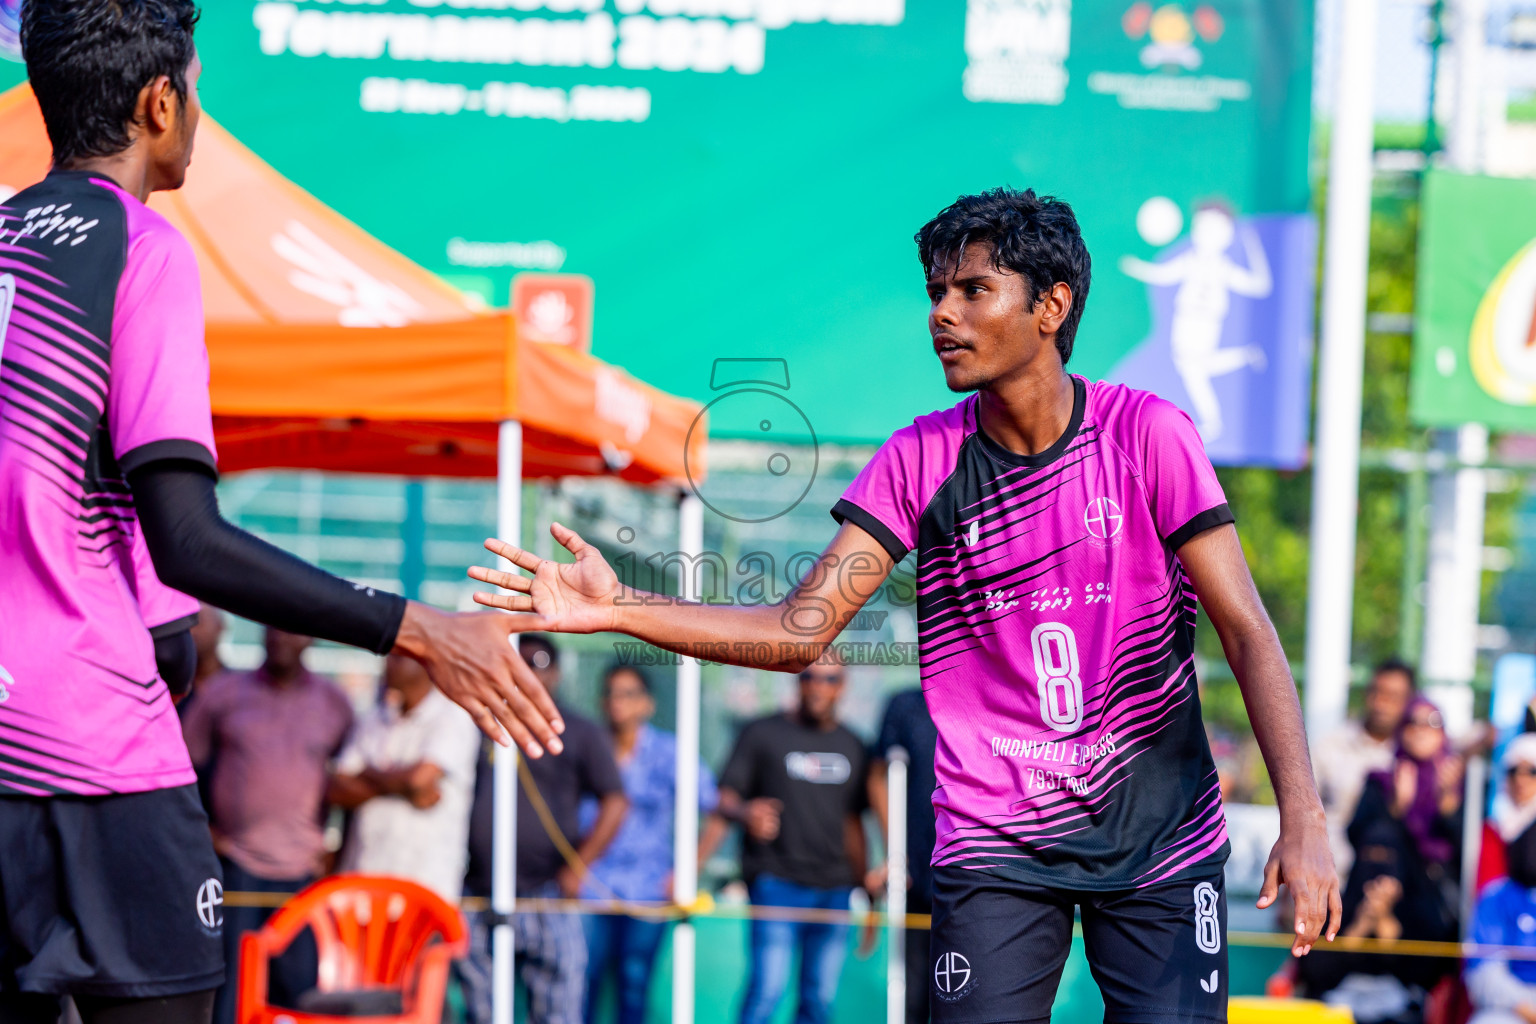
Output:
top-left (119, 439), bottom-right (218, 479)
top-left (831, 499), bottom-right (910, 564)
top-left (1166, 503), bottom-right (1236, 552)
top-left (147, 612), bottom-right (199, 640)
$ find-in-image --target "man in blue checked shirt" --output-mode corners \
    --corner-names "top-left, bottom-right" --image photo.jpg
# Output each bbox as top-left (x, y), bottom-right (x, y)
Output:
top-left (578, 664), bottom-right (720, 1024)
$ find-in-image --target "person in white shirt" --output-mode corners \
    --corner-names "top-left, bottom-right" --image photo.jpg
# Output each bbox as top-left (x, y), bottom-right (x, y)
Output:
top-left (329, 655), bottom-right (482, 902)
top-left (1314, 659), bottom-right (1417, 872)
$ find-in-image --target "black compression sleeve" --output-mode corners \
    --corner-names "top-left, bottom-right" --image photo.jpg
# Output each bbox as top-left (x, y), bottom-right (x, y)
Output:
top-left (128, 461), bottom-right (407, 654)
top-left (153, 628), bottom-right (196, 699)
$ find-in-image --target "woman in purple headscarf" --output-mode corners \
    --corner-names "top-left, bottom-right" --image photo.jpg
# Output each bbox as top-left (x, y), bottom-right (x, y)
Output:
top-left (1353, 695), bottom-right (1466, 874)
top-left (1297, 696), bottom-right (1465, 1011)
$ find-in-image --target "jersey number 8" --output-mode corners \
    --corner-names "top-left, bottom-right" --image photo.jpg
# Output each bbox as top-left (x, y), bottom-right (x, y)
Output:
top-left (1030, 622), bottom-right (1083, 732)
top-left (0, 274), bottom-right (14, 369)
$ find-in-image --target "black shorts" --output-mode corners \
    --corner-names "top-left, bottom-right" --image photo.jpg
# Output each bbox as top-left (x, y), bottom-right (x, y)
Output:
top-left (929, 865), bottom-right (1227, 1024)
top-left (0, 784), bottom-right (225, 998)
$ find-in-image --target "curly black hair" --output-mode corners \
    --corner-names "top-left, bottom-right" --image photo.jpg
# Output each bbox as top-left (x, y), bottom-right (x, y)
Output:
top-left (916, 187), bottom-right (1092, 365)
top-left (22, 0), bottom-right (200, 165)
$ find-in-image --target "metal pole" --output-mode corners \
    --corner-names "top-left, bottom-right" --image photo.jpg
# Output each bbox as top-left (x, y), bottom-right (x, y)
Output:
top-left (1303, 0), bottom-right (1380, 742)
top-left (1421, 0), bottom-right (1491, 738)
top-left (494, 419), bottom-right (523, 1024)
top-left (1398, 462), bottom-right (1429, 662)
top-left (672, 492), bottom-right (705, 1024)
top-left (1460, 755), bottom-right (1488, 939)
top-left (886, 748), bottom-right (909, 1024)
top-left (1422, 425), bottom-right (1488, 735)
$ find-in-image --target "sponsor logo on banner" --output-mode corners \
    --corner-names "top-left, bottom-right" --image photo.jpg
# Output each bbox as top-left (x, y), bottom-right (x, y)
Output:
top-left (962, 0), bottom-right (1072, 106)
top-left (512, 273), bottom-right (595, 351)
top-left (1469, 238), bottom-right (1536, 405)
top-left (1109, 197), bottom-right (1316, 469)
top-left (1087, 2), bottom-right (1249, 112)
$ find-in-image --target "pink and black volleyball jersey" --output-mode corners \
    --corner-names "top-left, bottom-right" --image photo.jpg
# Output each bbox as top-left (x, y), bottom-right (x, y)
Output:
top-left (0, 171), bottom-right (215, 797)
top-left (834, 376), bottom-right (1234, 890)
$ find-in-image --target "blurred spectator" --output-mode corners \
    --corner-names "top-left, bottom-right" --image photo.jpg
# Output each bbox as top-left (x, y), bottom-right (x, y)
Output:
top-left (1316, 659), bottom-right (1417, 870)
top-left (181, 628), bottom-right (353, 1024)
top-left (866, 688), bottom-right (937, 1024)
top-left (328, 654), bottom-right (480, 901)
top-left (1296, 695), bottom-right (1463, 1022)
top-left (713, 659), bottom-right (869, 1024)
top-left (580, 664), bottom-right (720, 1024)
top-left (457, 635), bottom-right (628, 1024)
top-left (1466, 734), bottom-right (1536, 1024)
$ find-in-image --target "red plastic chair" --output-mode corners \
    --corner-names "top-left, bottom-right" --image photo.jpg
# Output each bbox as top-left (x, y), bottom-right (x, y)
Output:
top-left (237, 874), bottom-right (468, 1024)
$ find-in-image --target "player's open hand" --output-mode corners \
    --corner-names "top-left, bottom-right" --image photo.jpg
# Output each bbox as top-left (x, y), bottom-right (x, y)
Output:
top-left (468, 524), bottom-right (622, 634)
top-left (1257, 812), bottom-right (1341, 957)
top-left (393, 602), bottom-right (566, 758)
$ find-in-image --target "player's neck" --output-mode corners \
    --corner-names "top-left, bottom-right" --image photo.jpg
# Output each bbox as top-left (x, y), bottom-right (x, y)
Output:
top-left (976, 365), bottom-right (1075, 457)
top-left (57, 150), bottom-right (155, 204)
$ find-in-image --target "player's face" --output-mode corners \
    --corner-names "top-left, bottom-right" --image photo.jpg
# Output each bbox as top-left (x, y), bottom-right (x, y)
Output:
top-left (927, 243), bottom-right (1060, 393)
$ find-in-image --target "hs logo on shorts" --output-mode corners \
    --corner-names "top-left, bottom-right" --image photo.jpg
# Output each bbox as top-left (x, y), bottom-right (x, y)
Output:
top-left (196, 878), bottom-right (224, 932)
top-left (934, 951), bottom-right (975, 1001)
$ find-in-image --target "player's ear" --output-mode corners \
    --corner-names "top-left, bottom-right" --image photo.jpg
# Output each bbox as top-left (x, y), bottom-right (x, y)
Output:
top-left (142, 75), bottom-right (177, 135)
top-left (1039, 282), bottom-right (1073, 334)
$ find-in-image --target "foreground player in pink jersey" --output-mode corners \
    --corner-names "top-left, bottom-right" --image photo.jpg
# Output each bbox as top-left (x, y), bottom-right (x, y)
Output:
top-left (0, 3), bottom-right (563, 1021)
top-left (473, 188), bottom-right (1340, 1023)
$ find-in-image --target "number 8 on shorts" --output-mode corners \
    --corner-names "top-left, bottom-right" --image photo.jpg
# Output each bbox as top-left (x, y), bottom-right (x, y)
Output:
top-left (1193, 881), bottom-right (1222, 954)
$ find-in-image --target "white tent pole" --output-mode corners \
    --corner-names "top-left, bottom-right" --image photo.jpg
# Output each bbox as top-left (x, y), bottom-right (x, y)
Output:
top-left (494, 419), bottom-right (523, 1024)
top-left (885, 748), bottom-right (909, 1024)
top-left (672, 491), bottom-right (705, 1024)
top-left (1421, 0), bottom-right (1491, 738)
top-left (1302, 0), bottom-right (1379, 742)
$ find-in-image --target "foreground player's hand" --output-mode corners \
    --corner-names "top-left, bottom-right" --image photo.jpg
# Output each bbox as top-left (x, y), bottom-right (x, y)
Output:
top-left (393, 602), bottom-right (565, 757)
top-left (1258, 811), bottom-right (1341, 957)
top-left (469, 524), bottom-right (622, 633)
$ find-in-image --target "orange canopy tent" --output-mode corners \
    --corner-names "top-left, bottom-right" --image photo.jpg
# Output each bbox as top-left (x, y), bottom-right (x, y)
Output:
top-left (0, 83), bottom-right (706, 485)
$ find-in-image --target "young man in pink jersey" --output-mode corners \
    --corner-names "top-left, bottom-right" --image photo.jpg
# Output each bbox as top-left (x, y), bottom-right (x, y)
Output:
top-left (473, 188), bottom-right (1341, 1023)
top-left (0, 3), bottom-right (563, 1021)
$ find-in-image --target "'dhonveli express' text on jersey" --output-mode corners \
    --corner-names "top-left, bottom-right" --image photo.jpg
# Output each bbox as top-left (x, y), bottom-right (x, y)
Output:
top-left (0, 172), bottom-right (214, 797)
top-left (834, 377), bottom-right (1232, 889)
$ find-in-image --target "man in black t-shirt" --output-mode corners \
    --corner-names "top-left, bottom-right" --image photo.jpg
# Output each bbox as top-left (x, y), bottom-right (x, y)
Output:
top-left (714, 660), bottom-right (869, 1024)
top-left (458, 636), bottom-right (627, 1024)
top-left (869, 689), bottom-right (939, 1024)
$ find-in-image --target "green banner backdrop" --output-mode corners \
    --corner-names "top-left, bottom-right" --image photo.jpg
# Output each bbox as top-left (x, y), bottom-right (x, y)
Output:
top-left (0, 0), bottom-right (1314, 445)
top-left (1412, 169), bottom-right (1536, 431)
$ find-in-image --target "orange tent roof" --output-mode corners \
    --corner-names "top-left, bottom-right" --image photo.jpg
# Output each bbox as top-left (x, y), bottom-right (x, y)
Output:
top-left (0, 84), bottom-right (705, 483)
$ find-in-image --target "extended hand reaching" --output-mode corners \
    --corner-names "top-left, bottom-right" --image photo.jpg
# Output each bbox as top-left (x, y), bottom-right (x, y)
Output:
top-left (468, 524), bottom-right (623, 634)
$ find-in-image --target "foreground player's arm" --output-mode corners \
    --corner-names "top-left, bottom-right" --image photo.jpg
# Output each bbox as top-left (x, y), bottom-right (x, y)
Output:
top-left (152, 627), bottom-right (197, 699)
top-left (1178, 524), bottom-right (1341, 956)
top-left (128, 460), bottom-right (565, 756)
top-left (469, 521), bottom-right (895, 672)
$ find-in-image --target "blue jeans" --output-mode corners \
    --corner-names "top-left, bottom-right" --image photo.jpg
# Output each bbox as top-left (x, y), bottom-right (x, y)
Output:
top-left (582, 912), bottom-right (667, 1024)
top-left (739, 875), bottom-right (852, 1024)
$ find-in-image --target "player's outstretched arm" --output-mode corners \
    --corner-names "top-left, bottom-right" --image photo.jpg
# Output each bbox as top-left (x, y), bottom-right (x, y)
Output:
top-left (469, 520), bottom-right (896, 673)
top-left (1178, 523), bottom-right (1341, 958)
top-left (130, 460), bottom-right (565, 756)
